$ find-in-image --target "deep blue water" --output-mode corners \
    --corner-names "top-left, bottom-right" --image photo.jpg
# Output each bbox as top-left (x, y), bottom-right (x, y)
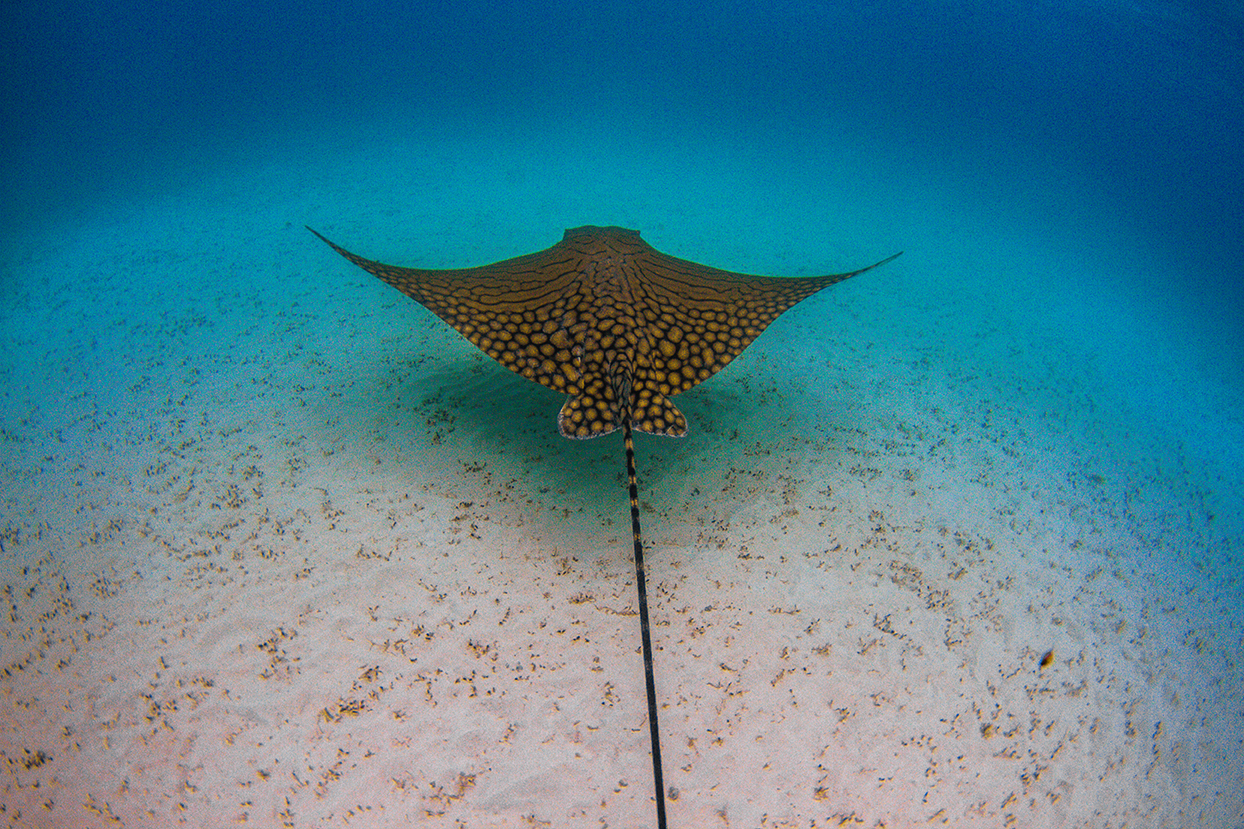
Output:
top-left (5, 0), bottom-right (1242, 290)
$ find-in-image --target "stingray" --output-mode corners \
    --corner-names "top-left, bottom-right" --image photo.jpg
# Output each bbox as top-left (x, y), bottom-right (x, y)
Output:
top-left (308, 224), bottom-right (899, 828)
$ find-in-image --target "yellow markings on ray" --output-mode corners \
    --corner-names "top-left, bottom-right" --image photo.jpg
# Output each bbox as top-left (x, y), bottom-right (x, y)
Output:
top-left (308, 225), bottom-right (899, 440)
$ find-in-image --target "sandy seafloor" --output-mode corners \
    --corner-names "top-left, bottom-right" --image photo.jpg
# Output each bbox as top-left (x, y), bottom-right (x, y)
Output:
top-left (2, 129), bottom-right (1243, 829)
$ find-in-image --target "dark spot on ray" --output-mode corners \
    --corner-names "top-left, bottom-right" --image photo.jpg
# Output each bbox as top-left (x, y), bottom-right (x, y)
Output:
top-left (308, 224), bottom-right (900, 829)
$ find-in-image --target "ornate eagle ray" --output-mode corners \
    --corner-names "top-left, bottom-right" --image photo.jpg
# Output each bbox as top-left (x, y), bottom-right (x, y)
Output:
top-left (309, 224), bottom-right (900, 828)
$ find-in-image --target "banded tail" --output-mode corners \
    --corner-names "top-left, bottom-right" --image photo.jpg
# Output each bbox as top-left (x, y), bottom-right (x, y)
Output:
top-left (624, 420), bottom-right (667, 829)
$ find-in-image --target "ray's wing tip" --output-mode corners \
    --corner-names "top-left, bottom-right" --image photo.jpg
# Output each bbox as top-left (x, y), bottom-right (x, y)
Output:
top-left (305, 226), bottom-right (360, 262)
top-left (305, 225), bottom-right (333, 246)
top-left (841, 250), bottom-right (902, 279)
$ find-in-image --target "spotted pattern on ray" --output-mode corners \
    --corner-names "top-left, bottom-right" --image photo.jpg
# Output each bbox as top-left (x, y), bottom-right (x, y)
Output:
top-left (308, 225), bottom-right (900, 439)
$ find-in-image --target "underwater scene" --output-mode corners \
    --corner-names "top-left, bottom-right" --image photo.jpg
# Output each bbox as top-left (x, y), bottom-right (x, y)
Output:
top-left (2, 1), bottom-right (1241, 826)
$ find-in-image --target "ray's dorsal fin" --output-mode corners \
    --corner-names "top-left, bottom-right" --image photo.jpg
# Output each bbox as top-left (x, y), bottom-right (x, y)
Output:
top-left (308, 224), bottom-right (899, 829)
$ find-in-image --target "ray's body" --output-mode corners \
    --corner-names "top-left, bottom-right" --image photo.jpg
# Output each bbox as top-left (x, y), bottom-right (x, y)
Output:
top-left (309, 225), bottom-right (899, 828)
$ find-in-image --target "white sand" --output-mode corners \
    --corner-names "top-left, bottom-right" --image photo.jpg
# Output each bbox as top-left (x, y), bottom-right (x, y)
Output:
top-left (2, 131), bottom-right (1242, 828)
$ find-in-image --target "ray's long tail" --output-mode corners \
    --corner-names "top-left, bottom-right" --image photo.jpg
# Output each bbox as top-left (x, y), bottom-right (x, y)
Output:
top-left (624, 421), bottom-right (668, 829)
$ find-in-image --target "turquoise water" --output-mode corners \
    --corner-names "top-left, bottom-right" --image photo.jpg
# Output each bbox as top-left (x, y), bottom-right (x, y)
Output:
top-left (2, 2), bottom-right (1241, 826)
